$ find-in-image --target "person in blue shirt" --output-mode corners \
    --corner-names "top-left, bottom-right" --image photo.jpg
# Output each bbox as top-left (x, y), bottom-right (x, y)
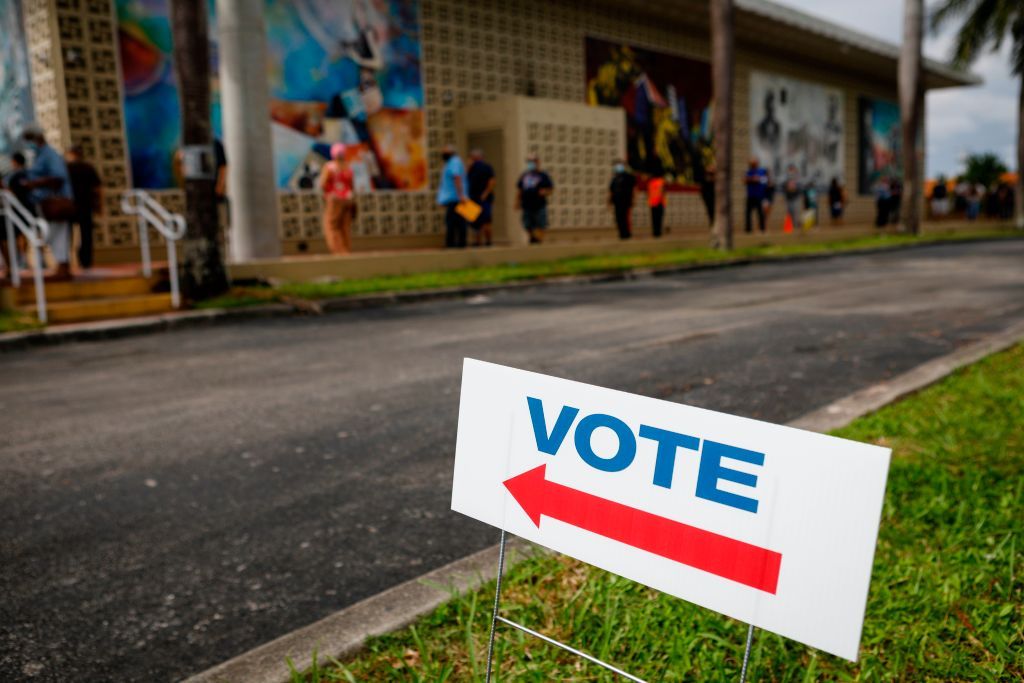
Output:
top-left (744, 157), bottom-right (767, 233)
top-left (436, 144), bottom-right (468, 248)
top-left (22, 126), bottom-right (73, 279)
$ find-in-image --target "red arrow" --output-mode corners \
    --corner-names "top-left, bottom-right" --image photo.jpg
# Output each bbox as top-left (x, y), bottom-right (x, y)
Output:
top-left (503, 464), bottom-right (782, 594)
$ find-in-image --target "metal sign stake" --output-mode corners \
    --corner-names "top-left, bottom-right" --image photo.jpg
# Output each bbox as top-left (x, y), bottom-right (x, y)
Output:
top-left (482, 530), bottom-right (757, 682)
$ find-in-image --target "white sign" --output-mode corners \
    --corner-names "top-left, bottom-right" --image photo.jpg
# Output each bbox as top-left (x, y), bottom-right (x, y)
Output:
top-left (451, 359), bottom-right (890, 661)
top-left (749, 70), bottom-right (844, 188)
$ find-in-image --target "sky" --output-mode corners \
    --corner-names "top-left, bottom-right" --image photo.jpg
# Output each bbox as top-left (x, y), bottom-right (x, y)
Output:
top-left (775, 0), bottom-right (1018, 179)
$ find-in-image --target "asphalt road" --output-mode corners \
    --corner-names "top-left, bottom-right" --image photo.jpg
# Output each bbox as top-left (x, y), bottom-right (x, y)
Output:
top-left (2, 240), bottom-right (1023, 682)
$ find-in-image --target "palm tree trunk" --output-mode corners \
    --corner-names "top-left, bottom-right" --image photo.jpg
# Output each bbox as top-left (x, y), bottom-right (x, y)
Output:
top-left (169, 0), bottom-right (229, 300)
top-left (710, 0), bottom-right (734, 250)
top-left (899, 0), bottom-right (923, 235)
top-left (1017, 74), bottom-right (1024, 230)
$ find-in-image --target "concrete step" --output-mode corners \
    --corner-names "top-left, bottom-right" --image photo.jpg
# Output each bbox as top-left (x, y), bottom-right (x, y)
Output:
top-left (24, 293), bottom-right (174, 324)
top-left (7, 276), bottom-right (162, 304)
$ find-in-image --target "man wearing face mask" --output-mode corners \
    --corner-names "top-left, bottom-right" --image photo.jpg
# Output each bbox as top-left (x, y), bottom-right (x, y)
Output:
top-left (608, 159), bottom-right (636, 240)
top-left (515, 153), bottom-right (553, 244)
top-left (436, 143), bottom-right (468, 248)
top-left (21, 125), bottom-right (74, 280)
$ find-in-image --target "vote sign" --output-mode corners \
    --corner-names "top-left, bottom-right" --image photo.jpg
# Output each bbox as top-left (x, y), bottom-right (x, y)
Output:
top-left (451, 359), bottom-right (891, 661)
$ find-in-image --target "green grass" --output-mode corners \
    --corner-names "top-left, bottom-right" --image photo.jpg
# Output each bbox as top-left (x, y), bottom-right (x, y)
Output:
top-left (0, 309), bottom-right (43, 333)
top-left (209, 228), bottom-right (1017, 308)
top-left (300, 343), bottom-right (1024, 681)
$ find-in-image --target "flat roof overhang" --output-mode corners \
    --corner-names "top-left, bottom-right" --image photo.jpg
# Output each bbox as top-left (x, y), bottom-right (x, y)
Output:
top-left (605, 0), bottom-right (981, 90)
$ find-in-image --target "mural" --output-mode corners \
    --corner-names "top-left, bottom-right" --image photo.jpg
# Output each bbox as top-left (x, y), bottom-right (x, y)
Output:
top-left (858, 97), bottom-right (900, 194)
top-left (0, 0), bottom-right (33, 163)
top-left (116, 0), bottom-right (425, 191)
top-left (749, 71), bottom-right (844, 189)
top-left (585, 37), bottom-right (712, 189)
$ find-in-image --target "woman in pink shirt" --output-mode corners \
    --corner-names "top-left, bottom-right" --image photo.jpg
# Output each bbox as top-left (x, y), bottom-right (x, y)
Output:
top-left (318, 143), bottom-right (356, 254)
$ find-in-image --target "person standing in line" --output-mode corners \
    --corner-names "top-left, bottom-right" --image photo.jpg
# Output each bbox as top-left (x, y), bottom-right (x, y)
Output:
top-left (874, 176), bottom-right (891, 227)
top-left (828, 177), bottom-right (846, 225)
top-left (700, 160), bottom-right (716, 227)
top-left (466, 148), bottom-right (495, 247)
top-left (436, 144), bottom-right (468, 249)
top-left (22, 125), bottom-right (73, 280)
top-left (930, 176), bottom-right (949, 218)
top-left (318, 143), bottom-right (357, 254)
top-left (516, 153), bottom-right (553, 244)
top-left (888, 177), bottom-right (903, 226)
top-left (783, 164), bottom-right (802, 231)
top-left (762, 170), bottom-right (777, 226)
top-left (65, 145), bottom-right (103, 270)
top-left (647, 171), bottom-right (666, 238)
top-left (1, 153), bottom-right (32, 275)
top-left (608, 160), bottom-right (636, 240)
top-left (744, 157), bottom-right (767, 233)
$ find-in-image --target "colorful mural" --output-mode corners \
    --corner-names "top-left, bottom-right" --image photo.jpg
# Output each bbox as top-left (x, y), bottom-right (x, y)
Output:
top-left (749, 71), bottom-right (844, 189)
top-left (858, 97), bottom-right (901, 194)
top-left (585, 37), bottom-right (713, 189)
top-left (0, 0), bottom-right (33, 163)
top-left (116, 0), bottom-right (425, 191)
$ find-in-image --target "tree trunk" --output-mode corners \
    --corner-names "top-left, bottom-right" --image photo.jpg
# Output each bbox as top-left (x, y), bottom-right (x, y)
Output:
top-left (169, 0), bottom-right (229, 300)
top-left (1017, 74), bottom-right (1024, 230)
top-left (899, 0), bottom-right (923, 235)
top-left (710, 0), bottom-right (734, 250)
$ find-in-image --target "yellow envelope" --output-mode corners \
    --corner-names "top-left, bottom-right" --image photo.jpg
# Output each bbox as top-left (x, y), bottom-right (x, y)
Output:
top-left (456, 199), bottom-right (482, 222)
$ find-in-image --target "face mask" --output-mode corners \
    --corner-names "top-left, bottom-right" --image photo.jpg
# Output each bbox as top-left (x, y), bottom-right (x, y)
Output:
top-left (26, 141), bottom-right (39, 153)
top-left (614, 164), bottom-right (625, 174)
top-left (526, 161), bottom-right (537, 172)
top-left (442, 153), bottom-right (453, 162)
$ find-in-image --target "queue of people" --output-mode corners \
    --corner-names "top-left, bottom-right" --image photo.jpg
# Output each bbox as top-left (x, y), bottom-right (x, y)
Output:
top-left (1, 125), bottom-right (103, 282)
top-left (928, 176), bottom-right (1015, 222)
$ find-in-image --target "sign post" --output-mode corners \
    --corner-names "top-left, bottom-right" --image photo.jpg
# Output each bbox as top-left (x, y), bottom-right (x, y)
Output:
top-left (453, 359), bottom-right (891, 678)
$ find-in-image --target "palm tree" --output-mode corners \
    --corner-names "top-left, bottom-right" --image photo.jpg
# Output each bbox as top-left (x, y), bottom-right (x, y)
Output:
top-left (932, 0), bottom-right (1024, 229)
top-left (900, 0), bottom-right (924, 235)
top-left (169, 0), bottom-right (229, 299)
top-left (710, 0), bottom-right (734, 250)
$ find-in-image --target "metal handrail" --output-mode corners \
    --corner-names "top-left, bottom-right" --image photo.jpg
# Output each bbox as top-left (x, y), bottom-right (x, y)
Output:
top-left (120, 190), bottom-right (186, 308)
top-left (1, 189), bottom-right (50, 323)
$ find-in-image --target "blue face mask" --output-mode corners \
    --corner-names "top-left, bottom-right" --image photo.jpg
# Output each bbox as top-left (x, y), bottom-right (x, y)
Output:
top-left (26, 141), bottom-right (39, 153)
top-left (614, 164), bottom-right (625, 174)
top-left (526, 161), bottom-right (537, 172)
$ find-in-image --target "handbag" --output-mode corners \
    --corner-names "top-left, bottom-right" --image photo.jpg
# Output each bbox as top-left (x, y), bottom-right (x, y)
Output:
top-left (40, 196), bottom-right (77, 221)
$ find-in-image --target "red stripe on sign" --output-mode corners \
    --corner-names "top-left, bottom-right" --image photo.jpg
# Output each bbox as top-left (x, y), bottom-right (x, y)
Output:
top-left (504, 464), bottom-right (782, 594)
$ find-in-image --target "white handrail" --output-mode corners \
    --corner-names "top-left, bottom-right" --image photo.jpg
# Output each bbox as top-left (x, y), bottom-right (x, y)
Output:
top-left (120, 190), bottom-right (186, 308)
top-left (1, 189), bottom-right (49, 323)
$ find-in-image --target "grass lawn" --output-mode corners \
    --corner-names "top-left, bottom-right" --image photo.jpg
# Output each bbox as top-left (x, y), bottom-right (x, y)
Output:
top-left (0, 309), bottom-right (43, 334)
top-left (202, 228), bottom-right (1018, 310)
top-left (296, 343), bottom-right (1023, 682)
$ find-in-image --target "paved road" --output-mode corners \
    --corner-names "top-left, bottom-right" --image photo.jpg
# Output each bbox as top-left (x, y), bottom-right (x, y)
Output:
top-left (1, 240), bottom-right (1022, 682)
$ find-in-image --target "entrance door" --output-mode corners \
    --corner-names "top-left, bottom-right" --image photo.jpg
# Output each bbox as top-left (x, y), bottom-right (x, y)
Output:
top-left (467, 130), bottom-right (505, 244)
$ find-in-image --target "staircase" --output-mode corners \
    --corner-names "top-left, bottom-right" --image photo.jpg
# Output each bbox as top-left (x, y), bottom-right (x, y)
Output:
top-left (4, 274), bottom-right (175, 325)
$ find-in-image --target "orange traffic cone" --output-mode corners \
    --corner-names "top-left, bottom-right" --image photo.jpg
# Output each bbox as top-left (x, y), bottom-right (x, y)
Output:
top-left (783, 214), bottom-right (794, 233)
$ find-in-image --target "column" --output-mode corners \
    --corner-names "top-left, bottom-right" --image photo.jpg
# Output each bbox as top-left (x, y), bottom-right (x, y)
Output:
top-left (216, 0), bottom-right (281, 260)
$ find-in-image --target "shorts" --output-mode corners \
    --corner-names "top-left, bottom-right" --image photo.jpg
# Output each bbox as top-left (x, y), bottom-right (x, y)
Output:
top-left (521, 206), bottom-right (548, 231)
top-left (471, 199), bottom-right (493, 229)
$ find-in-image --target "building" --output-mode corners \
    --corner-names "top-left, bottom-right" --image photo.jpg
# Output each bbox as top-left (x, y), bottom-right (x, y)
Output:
top-left (0, 0), bottom-right (976, 266)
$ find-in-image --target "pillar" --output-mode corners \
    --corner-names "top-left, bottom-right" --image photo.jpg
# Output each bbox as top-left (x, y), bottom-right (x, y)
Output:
top-left (216, 0), bottom-right (281, 261)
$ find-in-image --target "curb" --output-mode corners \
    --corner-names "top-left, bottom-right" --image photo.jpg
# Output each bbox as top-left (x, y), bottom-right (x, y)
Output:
top-left (183, 319), bottom-right (1024, 683)
top-left (183, 539), bottom-right (540, 683)
top-left (1, 233), bottom-right (1019, 352)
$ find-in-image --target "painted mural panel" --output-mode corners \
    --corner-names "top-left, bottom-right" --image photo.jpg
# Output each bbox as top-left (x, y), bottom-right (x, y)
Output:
top-left (858, 97), bottom-right (901, 194)
top-left (0, 0), bottom-right (33, 162)
top-left (585, 37), bottom-right (713, 189)
top-left (116, 0), bottom-right (425, 191)
top-left (749, 71), bottom-right (844, 188)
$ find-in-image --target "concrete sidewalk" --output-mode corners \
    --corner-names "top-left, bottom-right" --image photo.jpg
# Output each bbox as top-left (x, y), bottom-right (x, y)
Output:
top-left (2, 226), bottom-right (1018, 352)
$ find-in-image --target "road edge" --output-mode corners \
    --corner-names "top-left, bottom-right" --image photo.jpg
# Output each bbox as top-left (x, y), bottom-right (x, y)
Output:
top-left (3, 234), bottom-right (1020, 352)
top-left (183, 319), bottom-right (1024, 683)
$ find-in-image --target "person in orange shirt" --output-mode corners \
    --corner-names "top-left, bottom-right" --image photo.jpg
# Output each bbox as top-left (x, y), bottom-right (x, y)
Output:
top-left (318, 143), bottom-right (356, 254)
top-left (648, 172), bottom-right (666, 238)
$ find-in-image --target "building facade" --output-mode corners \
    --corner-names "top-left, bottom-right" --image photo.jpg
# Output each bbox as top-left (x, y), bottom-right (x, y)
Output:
top-left (1, 0), bottom-right (975, 264)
